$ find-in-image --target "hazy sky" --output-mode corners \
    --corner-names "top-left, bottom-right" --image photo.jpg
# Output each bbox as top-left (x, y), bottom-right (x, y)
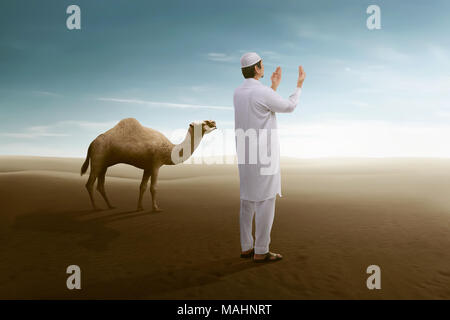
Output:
top-left (1, 0), bottom-right (449, 158)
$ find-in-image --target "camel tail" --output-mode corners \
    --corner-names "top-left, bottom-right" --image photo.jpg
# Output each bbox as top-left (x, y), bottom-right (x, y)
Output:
top-left (80, 142), bottom-right (93, 176)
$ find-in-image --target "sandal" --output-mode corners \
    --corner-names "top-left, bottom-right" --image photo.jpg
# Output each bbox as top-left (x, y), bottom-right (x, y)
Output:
top-left (240, 248), bottom-right (254, 258)
top-left (254, 252), bottom-right (282, 263)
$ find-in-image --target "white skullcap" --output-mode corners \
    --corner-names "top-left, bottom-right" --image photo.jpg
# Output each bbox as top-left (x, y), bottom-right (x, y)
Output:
top-left (240, 52), bottom-right (261, 68)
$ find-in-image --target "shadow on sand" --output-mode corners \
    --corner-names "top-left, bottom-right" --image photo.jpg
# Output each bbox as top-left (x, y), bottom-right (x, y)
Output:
top-left (12, 208), bottom-right (264, 298)
top-left (11, 207), bottom-right (156, 251)
top-left (78, 256), bottom-right (267, 299)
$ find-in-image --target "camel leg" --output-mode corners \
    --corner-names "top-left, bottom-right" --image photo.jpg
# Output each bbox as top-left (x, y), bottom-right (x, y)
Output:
top-left (85, 170), bottom-right (101, 211)
top-left (96, 168), bottom-right (115, 209)
top-left (137, 170), bottom-right (151, 211)
top-left (150, 167), bottom-right (162, 212)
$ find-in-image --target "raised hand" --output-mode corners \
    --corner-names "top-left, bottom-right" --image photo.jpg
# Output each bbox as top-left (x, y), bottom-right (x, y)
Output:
top-left (271, 66), bottom-right (282, 91)
top-left (297, 65), bottom-right (306, 88)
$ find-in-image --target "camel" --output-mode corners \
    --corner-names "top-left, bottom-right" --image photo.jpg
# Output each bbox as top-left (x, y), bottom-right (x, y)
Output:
top-left (80, 118), bottom-right (217, 211)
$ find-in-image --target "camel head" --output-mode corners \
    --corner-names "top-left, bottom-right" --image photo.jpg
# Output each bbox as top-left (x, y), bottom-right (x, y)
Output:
top-left (189, 120), bottom-right (217, 137)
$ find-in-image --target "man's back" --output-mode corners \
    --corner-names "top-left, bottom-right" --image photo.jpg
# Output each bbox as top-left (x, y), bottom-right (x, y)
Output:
top-left (233, 77), bottom-right (302, 201)
top-left (233, 78), bottom-right (278, 133)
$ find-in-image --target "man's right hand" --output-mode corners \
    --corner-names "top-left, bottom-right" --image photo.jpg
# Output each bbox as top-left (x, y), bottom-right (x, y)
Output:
top-left (271, 66), bottom-right (282, 91)
top-left (297, 65), bottom-right (306, 88)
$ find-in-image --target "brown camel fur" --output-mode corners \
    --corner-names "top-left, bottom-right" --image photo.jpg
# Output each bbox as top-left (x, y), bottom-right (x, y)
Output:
top-left (80, 118), bottom-right (217, 211)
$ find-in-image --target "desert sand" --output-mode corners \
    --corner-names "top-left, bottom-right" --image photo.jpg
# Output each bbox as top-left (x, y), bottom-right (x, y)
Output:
top-left (0, 155), bottom-right (449, 299)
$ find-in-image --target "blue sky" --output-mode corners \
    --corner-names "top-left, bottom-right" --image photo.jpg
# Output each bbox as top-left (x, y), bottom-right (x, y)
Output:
top-left (1, 0), bottom-right (449, 158)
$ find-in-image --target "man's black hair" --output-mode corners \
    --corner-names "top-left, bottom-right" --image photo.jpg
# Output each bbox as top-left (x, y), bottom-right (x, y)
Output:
top-left (241, 60), bottom-right (262, 79)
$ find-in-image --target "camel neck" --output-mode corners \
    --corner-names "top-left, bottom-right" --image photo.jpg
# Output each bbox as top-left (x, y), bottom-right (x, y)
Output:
top-left (166, 127), bottom-right (202, 165)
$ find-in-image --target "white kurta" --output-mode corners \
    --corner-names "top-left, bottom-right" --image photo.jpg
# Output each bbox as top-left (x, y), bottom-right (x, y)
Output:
top-left (233, 78), bottom-right (301, 201)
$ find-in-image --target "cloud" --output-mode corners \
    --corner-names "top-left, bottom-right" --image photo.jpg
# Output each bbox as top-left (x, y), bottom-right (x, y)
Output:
top-left (32, 91), bottom-right (62, 97)
top-left (0, 120), bottom-right (119, 139)
top-left (297, 27), bottom-right (335, 42)
top-left (186, 120), bottom-right (450, 159)
top-left (206, 52), bottom-right (236, 62)
top-left (2, 119), bottom-right (450, 158)
top-left (0, 143), bottom-right (81, 157)
top-left (97, 98), bottom-right (232, 111)
top-left (372, 46), bottom-right (411, 63)
top-left (189, 85), bottom-right (209, 93)
top-left (0, 125), bottom-right (69, 139)
top-left (206, 50), bottom-right (282, 68)
top-left (344, 63), bottom-right (450, 97)
top-left (428, 44), bottom-right (449, 66)
top-left (348, 100), bottom-right (370, 108)
top-left (436, 111), bottom-right (450, 118)
top-left (277, 120), bottom-right (450, 158)
top-left (57, 120), bottom-right (119, 131)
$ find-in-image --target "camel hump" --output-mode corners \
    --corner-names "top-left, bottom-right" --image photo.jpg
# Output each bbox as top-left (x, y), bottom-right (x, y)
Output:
top-left (104, 117), bottom-right (169, 144)
top-left (116, 118), bottom-right (142, 128)
top-left (109, 118), bottom-right (144, 134)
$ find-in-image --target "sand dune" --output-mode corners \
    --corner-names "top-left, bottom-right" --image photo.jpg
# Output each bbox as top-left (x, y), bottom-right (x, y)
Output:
top-left (0, 156), bottom-right (449, 299)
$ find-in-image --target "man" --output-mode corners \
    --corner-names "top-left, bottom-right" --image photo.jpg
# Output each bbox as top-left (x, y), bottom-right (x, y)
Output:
top-left (233, 52), bottom-right (305, 262)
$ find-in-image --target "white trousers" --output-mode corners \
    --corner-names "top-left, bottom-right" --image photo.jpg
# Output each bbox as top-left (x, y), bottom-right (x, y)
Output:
top-left (240, 197), bottom-right (276, 255)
